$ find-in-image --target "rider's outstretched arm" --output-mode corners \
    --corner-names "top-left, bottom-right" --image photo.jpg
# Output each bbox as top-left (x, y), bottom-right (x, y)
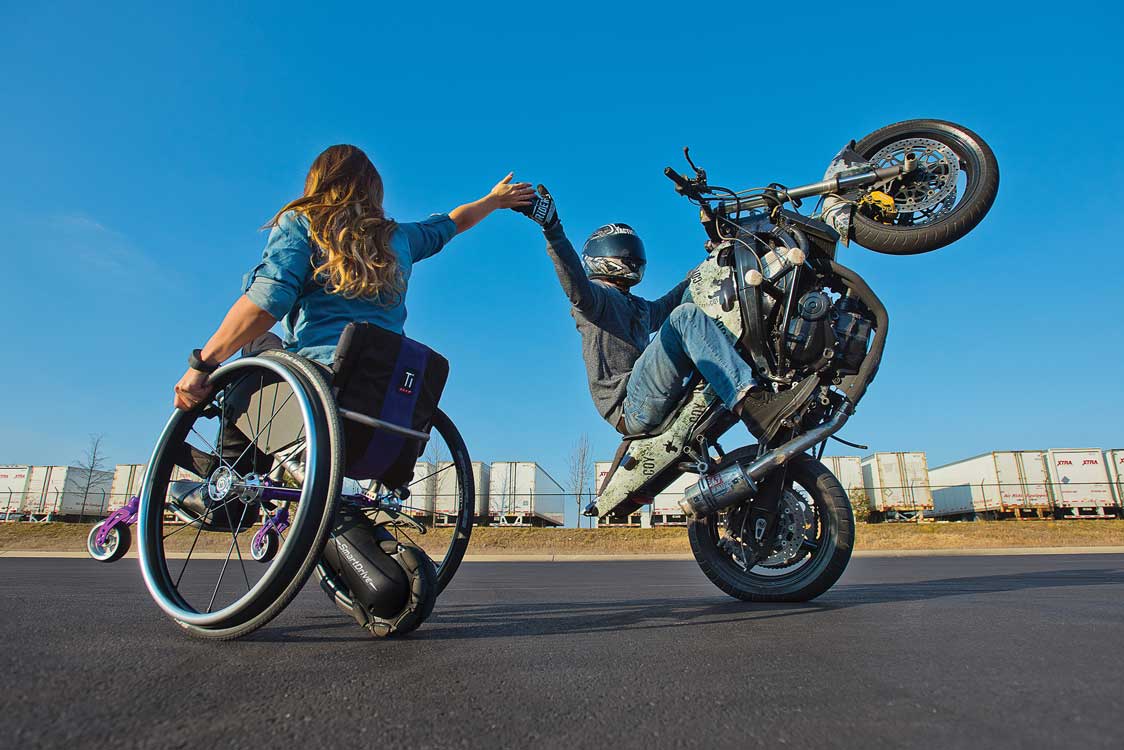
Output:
top-left (449, 173), bottom-right (535, 234)
top-left (543, 222), bottom-right (605, 317)
top-left (514, 186), bottom-right (606, 317)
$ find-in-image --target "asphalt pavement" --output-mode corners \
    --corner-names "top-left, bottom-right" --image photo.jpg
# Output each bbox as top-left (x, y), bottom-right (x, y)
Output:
top-left (2, 554), bottom-right (1122, 749)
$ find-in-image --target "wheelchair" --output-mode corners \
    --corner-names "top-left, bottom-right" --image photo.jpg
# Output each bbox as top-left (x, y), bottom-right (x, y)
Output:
top-left (136, 348), bottom-right (475, 640)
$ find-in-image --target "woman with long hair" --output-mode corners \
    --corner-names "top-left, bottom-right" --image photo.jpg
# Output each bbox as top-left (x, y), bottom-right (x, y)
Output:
top-left (173, 144), bottom-right (533, 409)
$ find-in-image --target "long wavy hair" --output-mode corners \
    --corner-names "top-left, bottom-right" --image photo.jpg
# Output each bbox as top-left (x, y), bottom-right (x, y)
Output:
top-left (267, 144), bottom-right (403, 305)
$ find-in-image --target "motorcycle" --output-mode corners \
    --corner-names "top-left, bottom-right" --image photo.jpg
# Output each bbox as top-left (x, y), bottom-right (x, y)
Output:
top-left (588, 119), bottom-right (999, 602)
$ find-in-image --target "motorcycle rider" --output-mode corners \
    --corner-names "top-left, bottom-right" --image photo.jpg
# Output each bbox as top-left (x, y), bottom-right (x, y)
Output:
top-left (516, 186), bottom-right (762, 437)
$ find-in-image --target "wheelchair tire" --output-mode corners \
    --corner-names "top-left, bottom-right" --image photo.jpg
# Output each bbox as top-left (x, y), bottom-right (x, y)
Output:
top-left (138, 351), bottom-right (345, 639)
top-left (429, 410), bottom-right (474, 594)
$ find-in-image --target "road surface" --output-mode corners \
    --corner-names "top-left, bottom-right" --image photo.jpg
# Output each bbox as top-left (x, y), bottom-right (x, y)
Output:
top-left (1, 554), bottom-right (1122, 748)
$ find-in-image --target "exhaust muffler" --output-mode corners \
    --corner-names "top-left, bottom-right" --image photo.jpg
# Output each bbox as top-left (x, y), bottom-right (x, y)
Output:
top-left (679, 410), bottom-right (850, 517)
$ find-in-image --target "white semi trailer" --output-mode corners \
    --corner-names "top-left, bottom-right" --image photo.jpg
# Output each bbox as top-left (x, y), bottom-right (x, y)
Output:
top-left (1107, 450), bottom-right (1124, 508)
top-left (861, 452), bottom-right (933, 519)
top-left (488, 462), bottom-right (565, 526)
top-left (434, 461), bottom-right (490, 524)
top-left (1046, 449), bottom-right (1116, 518)
top-left (821, 456), bottom-right (864, 501)
top-left (110, 464), bottom-right (147, 512)
top-left (22, 465), bottom-right (113, 519)
top-left (929, 451), bottom-right (1052, 519)
top-left (0, 465), bottom-right (32, 520)
top-left (403, 461), bottom-right (435, 517)
top-left (652, 473), bottom-right (695, 526)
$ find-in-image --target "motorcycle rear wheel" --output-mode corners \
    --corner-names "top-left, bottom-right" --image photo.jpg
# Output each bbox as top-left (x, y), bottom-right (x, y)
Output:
top-left (688, 451), bottom-right (854, 602)
top-left (850, 119), bottom-right (999, 255)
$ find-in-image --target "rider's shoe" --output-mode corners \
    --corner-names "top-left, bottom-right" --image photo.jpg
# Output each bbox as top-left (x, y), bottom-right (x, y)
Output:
top-left (731, 383), bottom-right (775, 439)
top-left (732, 378), bottom-right (818, 442)
top-left (167, 479), bottom-right (260, 532)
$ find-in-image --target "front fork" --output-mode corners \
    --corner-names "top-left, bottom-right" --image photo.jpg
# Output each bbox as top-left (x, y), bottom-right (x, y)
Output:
top-left (96, 495), bottom-right (139, 547)
top-left (252, 505), bottom-right (290, 549)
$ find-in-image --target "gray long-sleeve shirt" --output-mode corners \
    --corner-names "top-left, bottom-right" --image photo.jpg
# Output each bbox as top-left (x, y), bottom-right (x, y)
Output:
top-left (544, 222), bottom-right (689, 425)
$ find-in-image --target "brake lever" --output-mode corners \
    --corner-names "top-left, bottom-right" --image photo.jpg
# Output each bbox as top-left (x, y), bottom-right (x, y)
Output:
top-left (683, 146), bottom-right (707, 184)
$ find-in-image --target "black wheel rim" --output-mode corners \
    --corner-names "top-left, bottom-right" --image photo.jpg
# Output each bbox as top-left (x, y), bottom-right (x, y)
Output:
top-left (705, 472), bottom-right (836, 588)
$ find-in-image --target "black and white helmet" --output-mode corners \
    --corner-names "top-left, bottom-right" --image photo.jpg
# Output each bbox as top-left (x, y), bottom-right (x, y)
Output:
top-left (582, 223), bottom-right (646, 287)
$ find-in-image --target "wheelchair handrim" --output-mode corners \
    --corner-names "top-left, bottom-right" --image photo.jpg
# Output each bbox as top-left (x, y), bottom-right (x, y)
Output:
top-left (137, 356), bottom-right (321, 628)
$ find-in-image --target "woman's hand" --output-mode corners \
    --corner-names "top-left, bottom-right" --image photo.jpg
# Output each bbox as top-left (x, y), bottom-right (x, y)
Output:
top-left (174, 368), bottom-right (214, 411)
top-left (450, 173), bottom-right (535, 233)
top-left (487, 173), bottom-right (536, 209)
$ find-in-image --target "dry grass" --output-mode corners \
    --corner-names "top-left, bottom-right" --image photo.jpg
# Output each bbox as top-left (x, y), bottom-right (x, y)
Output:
top-left (2, 519), bottom-right (1123, 555)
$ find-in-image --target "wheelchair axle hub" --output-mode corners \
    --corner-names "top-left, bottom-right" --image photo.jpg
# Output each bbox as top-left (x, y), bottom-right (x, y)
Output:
top-left (207, 467), bottom-right (238, 502)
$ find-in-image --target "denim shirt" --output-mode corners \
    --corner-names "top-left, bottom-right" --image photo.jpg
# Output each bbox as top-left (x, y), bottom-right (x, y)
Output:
top-left (242, 210), bottom-right (457, 363)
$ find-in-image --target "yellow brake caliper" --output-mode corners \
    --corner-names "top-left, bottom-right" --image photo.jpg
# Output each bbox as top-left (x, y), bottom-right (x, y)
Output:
top-left (858, 190), bottom-right (897, 223)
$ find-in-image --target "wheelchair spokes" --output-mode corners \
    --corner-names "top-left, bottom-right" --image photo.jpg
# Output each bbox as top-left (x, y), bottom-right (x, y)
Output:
top-left (138, 354), bottom-right (338, 633)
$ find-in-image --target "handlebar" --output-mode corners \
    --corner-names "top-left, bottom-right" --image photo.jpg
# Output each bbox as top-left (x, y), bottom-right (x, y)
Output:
top-left (664, 167), bottom-right (699, 198)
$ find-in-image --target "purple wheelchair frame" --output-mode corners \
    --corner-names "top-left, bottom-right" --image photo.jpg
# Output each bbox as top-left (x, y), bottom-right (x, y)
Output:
top-left (96, 478), bottom-right (403, 559)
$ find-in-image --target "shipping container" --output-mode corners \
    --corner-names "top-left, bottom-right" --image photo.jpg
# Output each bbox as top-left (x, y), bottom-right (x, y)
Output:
top-left (109, 464), bottom-right (147, 512)
top-left (821, 456), bottom-right (864, 500)
top-left (434, 461), bottom-right (490, 522)
top-left (488, 462), bottom-right (565, 526)
top-left (1107, 450), bottom-right (1124, 507)
top-left (0, 465), bottom-right (31, 519)
top-left (1046, 449), bottom-right (1115, 516)
top-left (861, 452), bottom-right (933, 516)
top-left (22, 465), bottom-right (113, 518)
top-left (929, 451), bottom-right (1051, 518)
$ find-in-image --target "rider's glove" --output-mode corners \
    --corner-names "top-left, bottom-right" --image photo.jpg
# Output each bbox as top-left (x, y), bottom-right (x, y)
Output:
top-left (515, 185), bottom-right (559, 229)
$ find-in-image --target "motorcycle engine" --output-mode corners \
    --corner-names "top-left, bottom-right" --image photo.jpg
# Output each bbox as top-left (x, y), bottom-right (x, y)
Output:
top-left (784, 293), bottom-right (872, 377)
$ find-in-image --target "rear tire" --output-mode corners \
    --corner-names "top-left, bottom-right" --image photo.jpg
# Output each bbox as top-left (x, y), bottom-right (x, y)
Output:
top-left (850, 119), bottom-right (999, 255)
top-left (688, 451), bottom-right (853, 602)
top-left (138, 352), bottom-right (345, 640)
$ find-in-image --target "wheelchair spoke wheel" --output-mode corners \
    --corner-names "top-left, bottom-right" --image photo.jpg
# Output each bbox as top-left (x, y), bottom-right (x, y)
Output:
top-left (137, 352), bottom-right (343, 638)
top-left (343, 409), bottom-right (474, 594)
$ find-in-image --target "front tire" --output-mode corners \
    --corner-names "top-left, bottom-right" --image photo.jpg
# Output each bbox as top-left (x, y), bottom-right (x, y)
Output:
top-left (250, 530), bottom-right (279, 563)
top-left (850, 119), bottom-right (999, 255)
top-left (689, 451), bottom-right (854, 602)
top-left (88, 521), bottom-right (131, 563)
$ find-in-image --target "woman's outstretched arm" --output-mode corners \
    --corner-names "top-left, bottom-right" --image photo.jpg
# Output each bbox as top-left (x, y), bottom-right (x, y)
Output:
top-left (449, 173), bottom-right (535, 234)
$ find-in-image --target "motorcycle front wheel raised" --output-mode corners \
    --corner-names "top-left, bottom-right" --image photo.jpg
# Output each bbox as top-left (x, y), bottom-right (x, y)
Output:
top-left (688, 450), bottom-right (854, 602)
top-left (849, 119), bottom-right (999, 255)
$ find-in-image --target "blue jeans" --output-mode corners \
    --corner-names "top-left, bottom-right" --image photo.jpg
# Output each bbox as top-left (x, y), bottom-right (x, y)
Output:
top-left (621, 303), bottom-right (758, 434)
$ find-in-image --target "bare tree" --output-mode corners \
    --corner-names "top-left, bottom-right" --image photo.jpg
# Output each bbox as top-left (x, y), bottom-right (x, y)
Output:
top-left (496, 470), bottom-right (510, 523)
top-left (567, 434), bottom-right (592, 529)
top-left (74, 433), bottom-right (109, 520)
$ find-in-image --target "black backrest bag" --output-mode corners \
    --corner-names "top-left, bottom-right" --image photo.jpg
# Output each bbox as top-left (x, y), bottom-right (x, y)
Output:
top-left (331, 323), bottom-right (449, 489)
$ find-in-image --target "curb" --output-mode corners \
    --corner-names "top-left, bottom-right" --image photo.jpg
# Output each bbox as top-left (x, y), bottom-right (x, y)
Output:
top-left (3, 547), bottom-right (1124, 561)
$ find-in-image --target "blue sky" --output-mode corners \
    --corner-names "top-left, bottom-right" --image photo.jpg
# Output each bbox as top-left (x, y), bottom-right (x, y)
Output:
top-left (2, 2), bottom-right (1121, 526)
